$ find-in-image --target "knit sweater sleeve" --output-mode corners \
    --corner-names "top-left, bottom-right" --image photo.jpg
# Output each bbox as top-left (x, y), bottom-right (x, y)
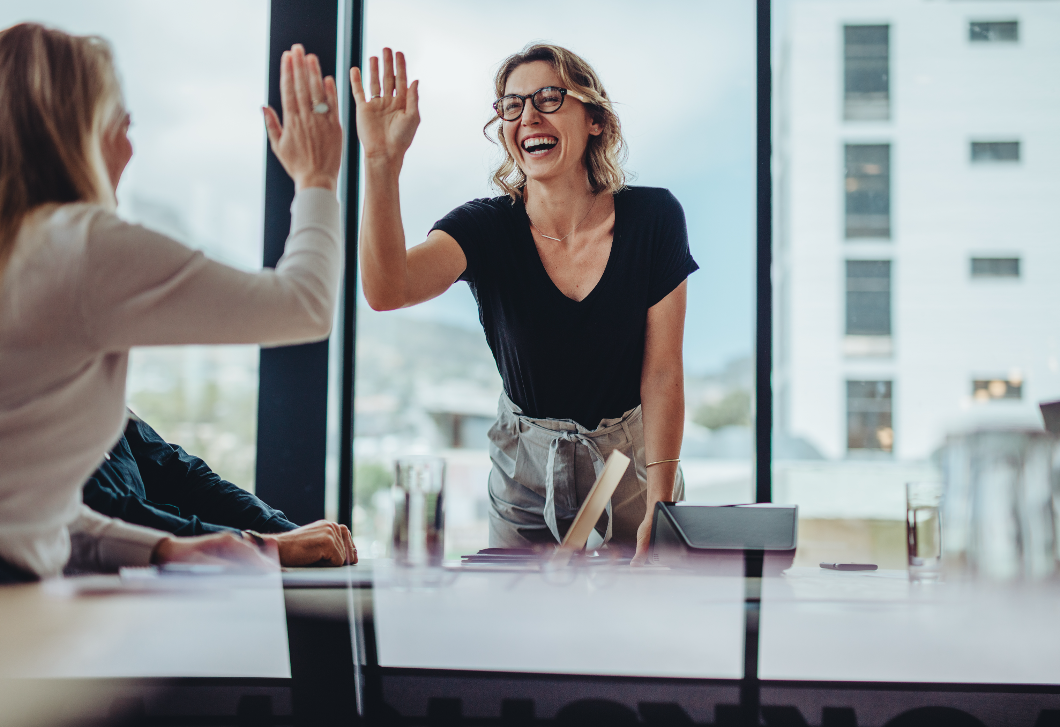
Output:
top-left (66, 505), bottom-right (168, 573)
top-left (79, 188), bottom-right (342, 349)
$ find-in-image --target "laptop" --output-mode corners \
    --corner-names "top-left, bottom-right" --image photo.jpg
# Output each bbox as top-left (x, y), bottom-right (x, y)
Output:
top-left (460, 450), bottom-right (631, 567)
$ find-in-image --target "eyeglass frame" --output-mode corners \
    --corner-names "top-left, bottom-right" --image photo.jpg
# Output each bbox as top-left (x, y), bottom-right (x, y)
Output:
top-left (492, 86), bottom-right (590, 122)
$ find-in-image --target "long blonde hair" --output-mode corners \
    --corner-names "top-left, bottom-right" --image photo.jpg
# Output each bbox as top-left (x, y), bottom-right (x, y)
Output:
top-left (0, 23), bottom-right (122, 276)
top-left (484, 43), bottom-right (628, 202)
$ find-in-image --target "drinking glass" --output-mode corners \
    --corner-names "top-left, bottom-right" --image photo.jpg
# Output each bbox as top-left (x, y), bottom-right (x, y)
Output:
top-left (392, 457), bottom-right (446, 567)
top-left (906, 481), bottom-right (943, 582)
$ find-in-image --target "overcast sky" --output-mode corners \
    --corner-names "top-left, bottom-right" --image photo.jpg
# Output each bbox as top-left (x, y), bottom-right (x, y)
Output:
top-left (1, 0), bottom-right (755, 374)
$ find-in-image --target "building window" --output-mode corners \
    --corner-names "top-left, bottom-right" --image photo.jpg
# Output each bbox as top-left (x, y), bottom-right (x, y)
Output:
top-left (848, 381), bottom-right (893, 452)
top-left (843, 25), bottom-right (889, 120)
top-left (846, 260), bottom-right (891, 336)
top-left (970, 21), bottom-right (1018, 43)
top-left (973, 378), bottom-right (1022, 401)
top-left (971, 257), bottom-right (1020, 278)
top-left (971, 141), bottom-right (1020, 163)
top-left (845, 144), bottom-right (891, 238)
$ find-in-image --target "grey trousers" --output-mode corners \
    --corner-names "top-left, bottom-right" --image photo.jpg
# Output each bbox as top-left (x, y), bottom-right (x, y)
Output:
top-left (486, 393), bottom-right (685, 551)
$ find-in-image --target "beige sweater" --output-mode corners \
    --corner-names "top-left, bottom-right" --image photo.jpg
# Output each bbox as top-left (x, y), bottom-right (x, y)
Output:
top-left (0, 189), bottom-right (342, 577)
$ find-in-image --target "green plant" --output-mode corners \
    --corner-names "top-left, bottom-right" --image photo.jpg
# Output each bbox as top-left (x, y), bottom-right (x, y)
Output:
top-left (693, 390), bottom-right (752, 430)
top-left (354, 461), bottom-right (394, 505)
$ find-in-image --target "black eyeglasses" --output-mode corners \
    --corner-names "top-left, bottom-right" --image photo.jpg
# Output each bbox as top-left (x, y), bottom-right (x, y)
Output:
top-left (493, 86), bottom-right (587, 122)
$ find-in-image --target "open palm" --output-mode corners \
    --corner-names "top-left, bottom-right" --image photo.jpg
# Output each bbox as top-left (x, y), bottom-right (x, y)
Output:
top-left (350, 48), bottom-right (420, 163)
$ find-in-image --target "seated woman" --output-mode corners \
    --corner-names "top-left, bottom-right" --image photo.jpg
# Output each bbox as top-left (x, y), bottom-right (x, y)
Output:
top-left (84, 411), bottom-right (355, 567)
top-left (0, 23), bottom-right (348, 582)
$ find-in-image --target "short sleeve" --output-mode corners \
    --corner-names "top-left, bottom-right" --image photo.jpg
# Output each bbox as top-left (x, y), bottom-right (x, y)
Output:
top-left (646, 190), bottom-right (699, 307)
top-left (430, 198), bottom-right (504, 284)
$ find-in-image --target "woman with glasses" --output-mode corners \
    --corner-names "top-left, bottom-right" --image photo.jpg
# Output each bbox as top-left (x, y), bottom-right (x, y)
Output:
top-left (351, 44), bottom-right (697, 563)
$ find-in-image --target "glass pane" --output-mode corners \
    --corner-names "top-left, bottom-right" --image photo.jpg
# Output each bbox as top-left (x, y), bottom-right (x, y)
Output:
top-left (971, 141), bottom-right (1020, 162)
top-left (774, 0), bottom-right (1060, 569)
top-left (355, 0), bottom-right (756, 559)
top-left (843, 25), bottom-right (889, 120)
top-left (970, 21), bottom-right (1018, 43)
top-left (971, 257), bottom-right (1020, 278)
top-left (1, 1), bottom-right (269, 491)
top-left (845, 260), bottom-right (891, 335)
top-left (844, 144), bottom-right (891, 238)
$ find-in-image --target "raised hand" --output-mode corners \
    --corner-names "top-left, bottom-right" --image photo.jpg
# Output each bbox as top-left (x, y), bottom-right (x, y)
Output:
top-left (350, 48), bottom-right (420, 164)
top-left (263, 44), bottom-right (344, 192)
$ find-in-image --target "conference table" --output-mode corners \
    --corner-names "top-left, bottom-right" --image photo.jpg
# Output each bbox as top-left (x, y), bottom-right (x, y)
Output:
top-left (356, 562), bottom-right (1060, 726)
top-left (0, 571), bottom-right (292, 726)
top-left (3, 562), bottom-right (1060, 726)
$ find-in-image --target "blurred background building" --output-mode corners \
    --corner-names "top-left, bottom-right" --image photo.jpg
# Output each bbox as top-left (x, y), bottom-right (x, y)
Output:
top-left (773, 0), bottom-right (1060, 566)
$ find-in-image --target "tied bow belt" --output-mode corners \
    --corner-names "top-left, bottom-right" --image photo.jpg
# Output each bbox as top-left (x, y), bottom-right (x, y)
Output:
top-left (487, 393), bottom-right (649, 546)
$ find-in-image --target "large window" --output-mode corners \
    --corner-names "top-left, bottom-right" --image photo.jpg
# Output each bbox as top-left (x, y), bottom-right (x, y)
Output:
top-left (971, 141), bottom-right (1020, 163)
top-left (845, 260), bottom-right (891, 336)
top-left (1, 1), bottom-right (270, 492)
top-left (847, 381), bottom-right (893, 453)
top-left (971, 257), bottom-right (1020, 278)
top-left (843, 25), bottom-right (889, 121)
top-left (844, 144), bottom-right (891, 239)
top-left (774, 0), bottom-right (1059, 569)
top-left (353, 0), bottom-right (757, 558)
top-left (970, 21), bottom-right (1018, 43)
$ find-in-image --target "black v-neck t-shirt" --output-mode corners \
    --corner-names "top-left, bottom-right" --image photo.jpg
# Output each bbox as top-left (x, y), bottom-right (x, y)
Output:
top-left (431, 186), bottom-right (698, 429)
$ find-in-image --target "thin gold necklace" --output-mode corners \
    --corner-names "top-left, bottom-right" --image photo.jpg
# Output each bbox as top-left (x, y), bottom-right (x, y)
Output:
top-left (526, 193), bottom-right (599, 243)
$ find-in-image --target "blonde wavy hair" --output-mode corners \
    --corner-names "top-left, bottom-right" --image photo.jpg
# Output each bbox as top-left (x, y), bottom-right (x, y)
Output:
top-left (0, 23), bottom-right (122, 277)
top-left (484, 43), bottom-right (628, 202)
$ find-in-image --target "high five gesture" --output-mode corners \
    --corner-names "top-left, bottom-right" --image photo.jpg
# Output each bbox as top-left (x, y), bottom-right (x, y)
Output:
top-left (350, 48), bottom-right (421, 164)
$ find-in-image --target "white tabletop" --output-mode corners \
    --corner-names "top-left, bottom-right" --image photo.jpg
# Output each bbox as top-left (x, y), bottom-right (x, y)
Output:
top-left (0, 572), bottom-right (290, 679)
top-left (372, 564), bottom-right (746, 678)
top-left (759, 567), bottom-right (1060, 684)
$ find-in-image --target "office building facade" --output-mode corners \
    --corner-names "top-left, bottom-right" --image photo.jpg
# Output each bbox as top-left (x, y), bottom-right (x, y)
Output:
top-left (775, 0), bottom-right (1060, 465)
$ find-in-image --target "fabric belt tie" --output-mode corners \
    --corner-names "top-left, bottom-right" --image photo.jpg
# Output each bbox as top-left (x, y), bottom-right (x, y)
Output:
top-left (542, 429), bottom-right (613, 546)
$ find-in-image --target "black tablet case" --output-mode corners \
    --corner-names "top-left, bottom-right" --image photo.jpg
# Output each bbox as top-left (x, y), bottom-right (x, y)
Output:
top-left (649, 502), bottom-right (798, 575)
top-left (1041, 400), bottom-right (1060, 434)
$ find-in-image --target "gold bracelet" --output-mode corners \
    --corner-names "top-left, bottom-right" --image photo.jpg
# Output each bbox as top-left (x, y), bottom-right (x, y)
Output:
top-left (646, 458), bottom-right (680, 467)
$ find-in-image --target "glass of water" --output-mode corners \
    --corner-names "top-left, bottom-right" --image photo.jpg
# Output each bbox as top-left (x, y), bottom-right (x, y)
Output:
top-left (907, 481), bottom-right (943, 582)
top-left (392, 457), bottom-right (446, 567)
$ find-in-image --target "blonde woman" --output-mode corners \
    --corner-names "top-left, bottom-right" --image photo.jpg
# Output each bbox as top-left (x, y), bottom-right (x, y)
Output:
top-left (351, 45), bottom-right (697, 562)
top-left (0, 24), bottom-right (353, 583)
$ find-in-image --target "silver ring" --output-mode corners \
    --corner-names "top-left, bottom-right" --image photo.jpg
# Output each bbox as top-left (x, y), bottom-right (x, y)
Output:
top-left (312, 102), bottom-right (329, 114)
top-left (371, 94), bottom-right (382, 100)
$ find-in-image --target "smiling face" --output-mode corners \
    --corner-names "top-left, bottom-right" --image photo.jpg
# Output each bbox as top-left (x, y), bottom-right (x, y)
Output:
top-left (502, 60), bottom-right (602, 190)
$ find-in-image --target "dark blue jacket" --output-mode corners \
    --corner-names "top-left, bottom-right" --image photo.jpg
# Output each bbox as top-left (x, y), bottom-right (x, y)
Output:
top-left (83, 415), bottom-right (298, 536)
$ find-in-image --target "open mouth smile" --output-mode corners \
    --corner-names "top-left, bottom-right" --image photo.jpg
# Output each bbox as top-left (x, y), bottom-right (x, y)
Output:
top-left (521, 135), bottom-right (558, 156)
